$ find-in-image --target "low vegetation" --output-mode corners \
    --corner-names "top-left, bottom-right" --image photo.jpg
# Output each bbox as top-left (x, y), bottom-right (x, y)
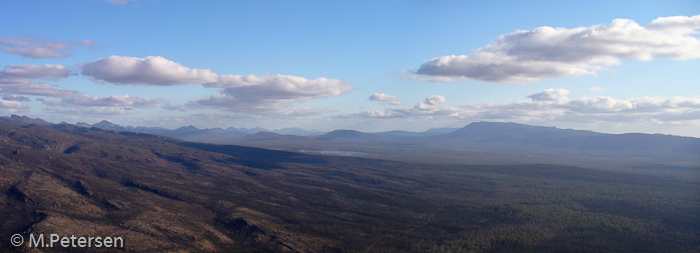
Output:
top-left (0, 118), bottom-right (697, 252)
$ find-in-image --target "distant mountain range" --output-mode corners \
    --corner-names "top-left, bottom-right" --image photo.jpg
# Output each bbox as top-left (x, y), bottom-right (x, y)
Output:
top-left (438, 121), bottom-right (697, 151)
top-left (70, 118), bottom-right (460, 143)
top-left (72, 119), bottom-right (324, 142)
top-left (4, 115), bottom-right (699, 165)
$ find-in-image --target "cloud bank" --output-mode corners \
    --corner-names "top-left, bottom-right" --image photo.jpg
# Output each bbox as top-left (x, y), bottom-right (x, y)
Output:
top-left (0, 64), bottom-right (78, 98)
top-left (411, 15), bottom-right (700, 83)
top-left (0, 63), bottom-right (164, 116)
top-left (43, 94), bottom-right (164, 108)
top-left (1, 64), bottom-right (72, 80)
top-left (1, 37), bottom-right (100, 59)
top-left (0, 64), bottom-right (71, 113)
top-left (353, 95), bottom-right (460, 118)
top-left (43, 107), bottom-right (136, 116)
top-left (345, 89), bottom-right (700, 126)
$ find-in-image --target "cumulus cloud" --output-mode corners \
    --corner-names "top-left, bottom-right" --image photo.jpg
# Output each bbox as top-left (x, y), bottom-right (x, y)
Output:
top-left (0, 99), bottom-right (30, 114)
top-left (527, 88), bottom-right (570, 102)
top-left (190, 74), bottom-right (352, 114)
top-left (210, 74), bottom-right (352, 99)
top-left (369, 93), bottom-right (402, 105)
top-left (80, 56), bottom-right (219, 85)
top-left (415, 95), bottom-right (446, 110)
top-left (79, 55), bottom-right (353, 114)
top-left (0, 99), bottom-right (30, 109)
top-left (80, 55), bottom-right (353, 114)
top-left (351, 95), bottom-right (460, 118)
top-left (567, 97), bottom-right (634, 112)
top-left (411, 15), bottom-right (700, 83)
top-left (1, 37), bottom-right (100, 59)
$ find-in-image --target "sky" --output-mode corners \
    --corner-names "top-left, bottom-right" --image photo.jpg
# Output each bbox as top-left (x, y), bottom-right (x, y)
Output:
top-left (1, 0), bottom-right (699, 137)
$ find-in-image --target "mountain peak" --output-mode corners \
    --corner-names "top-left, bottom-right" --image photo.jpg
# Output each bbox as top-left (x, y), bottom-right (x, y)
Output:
top-left (8, 114), bottom-right (50, 125)
top-left (176, 125), bottom-right (199, 131)
top-left (94, 120), bottom-right (119, 127)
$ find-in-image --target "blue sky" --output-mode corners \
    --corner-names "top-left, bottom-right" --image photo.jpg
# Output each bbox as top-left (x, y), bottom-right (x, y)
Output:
top-left (1, 0), bottom-right (699, 136)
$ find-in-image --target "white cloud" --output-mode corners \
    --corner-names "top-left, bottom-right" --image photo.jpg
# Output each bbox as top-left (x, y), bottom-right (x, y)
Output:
top-left (43, 106), bottom-right (135, 115)
top-left (411, 15), bottom-right (700, 83)
top-left (0, 64), bottom-right (78, 98)
top-left (369, 93), bottom-right (402, 105)
top-left (0, 99), bottom-right (30, 115)
top-left (0, 98), bottom-right (31, 116)
top-left (344, 89), bottom-right (700, 126)
top-left (0, 80), bottom-right (78, 97)
top-left (44, 94), bottom-right (164, 108)
top-left (80, 55), bottom-right (219, 85)
top-left (210, 74), bottom-right (352, 99)
top-left (415, 95), bottom-right (446, 110)
top-left (0, 80), bottom-right (78, 98)
top-left (190, 74), bottom-right (352, 114)
top-left (80, 55), bottom-right (353, 115)
top-left (0, 99), bottom-right (30, 109)
top-left (1, 37), bottom-right (100, 59)
top-left (349, 95), bottom-right (460, 118)
top-left (3, 94), bottom-right (29, 101)
top-left (1, 64), bottom-right (72, 80)
top-left (79, 56), bottom-right (353, 116)
top-left (646, 15), bottom-right (700, 36)
top-left (0, 63), bottom-right (166, 116)
top-left (527, 88), bottom-right (570, 102)
top-left (567, 97), bottom-right (635, 112)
